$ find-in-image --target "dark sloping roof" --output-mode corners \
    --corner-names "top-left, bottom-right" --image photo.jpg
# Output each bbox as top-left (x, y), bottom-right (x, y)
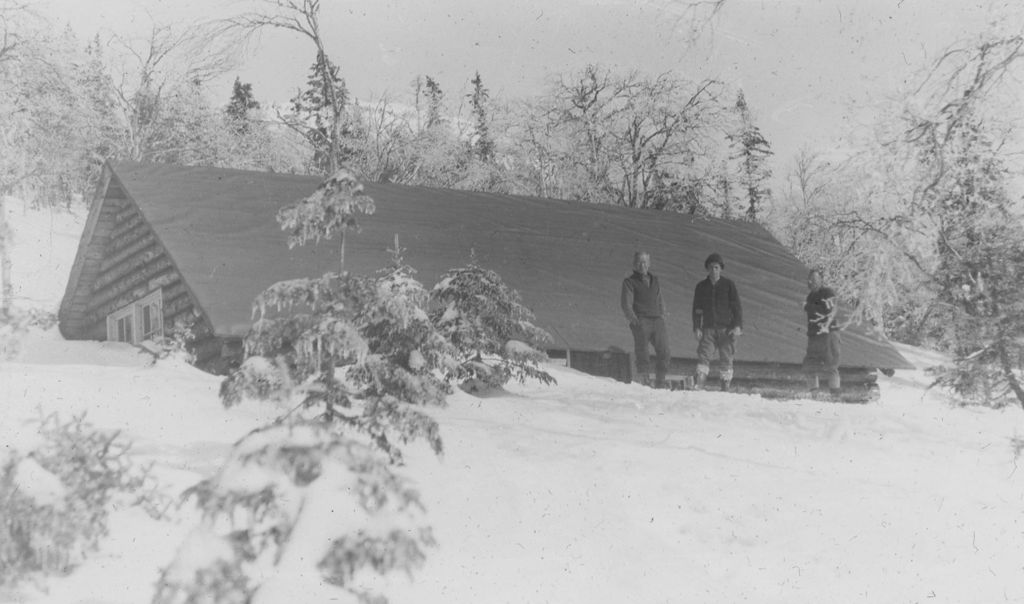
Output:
top-left (97, 160), bottom-right (911, 369)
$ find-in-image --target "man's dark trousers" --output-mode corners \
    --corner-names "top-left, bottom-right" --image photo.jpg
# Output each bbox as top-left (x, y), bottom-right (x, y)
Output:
top-left (631, 316), bottom-right (669, 384)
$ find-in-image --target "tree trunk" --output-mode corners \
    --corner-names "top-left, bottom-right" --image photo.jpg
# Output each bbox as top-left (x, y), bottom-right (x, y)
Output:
top-left (0, 195), bottom-right (12, 317)
top-left (339, 229), bottom-right (346, 272)
top-left (996, 339), bottom-right (1024, 410)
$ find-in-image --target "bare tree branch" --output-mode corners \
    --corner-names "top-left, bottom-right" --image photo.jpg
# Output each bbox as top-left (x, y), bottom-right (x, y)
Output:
top-left (225, 0), bottom-right (321, 43)
top-left (224, 0), bottom-right (348, 173)
top-left (0, 0), bottom-right (32, 64)
top-left (648, 0), bottom-right (729, 44)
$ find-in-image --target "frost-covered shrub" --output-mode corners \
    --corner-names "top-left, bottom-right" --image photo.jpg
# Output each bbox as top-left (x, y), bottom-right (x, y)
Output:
top-left (152, 421), bottom-right (435, 604)
top-left (0, 411), bottom-right (171, 586)
top-left (143, 317), bottom-right (198, 365)
top-left (431, 260), bottom-right (555, 391)
top-left (220, 356), bottom-right (288, 403)
top-left (0, 308), bottom-right (58, 359)
top-left (922, 197), bottom-right (1024, 409)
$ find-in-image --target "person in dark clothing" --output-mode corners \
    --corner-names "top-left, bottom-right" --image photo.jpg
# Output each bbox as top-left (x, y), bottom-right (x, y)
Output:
top-left (691, 252), bottom-right (743, 391)
top-left (803, 268), bottom-right (841, 397)
top-left (621, 251), bottom-right (670, 388)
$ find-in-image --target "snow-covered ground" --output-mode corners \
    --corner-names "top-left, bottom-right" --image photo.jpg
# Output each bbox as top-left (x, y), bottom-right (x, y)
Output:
top-left (3, 201), bottom-right (1024, 603)
top-left (2, 197), bottom-right (84, 313)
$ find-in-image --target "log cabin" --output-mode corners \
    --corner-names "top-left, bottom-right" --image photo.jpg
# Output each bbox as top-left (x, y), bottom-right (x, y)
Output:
top-left (59, 161), bottom-right (912, 400)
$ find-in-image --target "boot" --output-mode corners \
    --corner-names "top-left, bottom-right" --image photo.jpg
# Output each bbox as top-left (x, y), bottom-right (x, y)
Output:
top-left (694, 374), bottom-right (706, 390)
top-left (807, 375), bottom-right (819, 394)
top-left (828, 376), bottom-right (841, 400)
top-left (721, 379), bottom-right (731, 392)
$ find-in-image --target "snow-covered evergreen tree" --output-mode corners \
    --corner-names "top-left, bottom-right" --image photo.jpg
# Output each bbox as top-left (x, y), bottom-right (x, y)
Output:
top-left (467, 71), bottom-right (494, 162)
top-left (221, 169), bottom-right (455, 461)
top-left (869, 32), bottom-right (1024, 408)
top-left (339, 239), bottom-right (457, 457)
top-left (167, 170), bottom-right (450, 601)
top-left (931, 196), bottom-right (1024, 407)
top-left (226, 76), bottom-right (260, 133)
top-left (152, 421), bottom-right (434, 604)
top-left (727, 90), bottom-right (773, 221)
top-left (288, 50), bottom-right (354, 174)
top-left (431, 256), bottom-right (555, 390)
top-left (910, 110), bottom-right (1024, 408)
top-left (423, 76), bottom-right (445, 130)
top-left (1, 411), bottom-right (169, 588)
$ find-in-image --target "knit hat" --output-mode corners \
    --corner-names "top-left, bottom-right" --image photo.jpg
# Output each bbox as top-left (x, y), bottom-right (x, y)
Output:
top-left (704, 253), bottom-right (724, 269)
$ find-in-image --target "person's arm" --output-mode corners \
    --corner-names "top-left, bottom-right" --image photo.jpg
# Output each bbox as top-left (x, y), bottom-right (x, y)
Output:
top-left (805, 291), bottom-right (830, 318)
top-left (655, 275), bottom-right (666, 316)
top-left (806, 289), bottom-right (837, 331)
top-left (730, 280), bottom-right (743, 333)
top-left (621, 279), bottom-right (638, 325)
top-left (821, 287), bottom-right (839, 329)
top-left (692, 284), bottom-right (703, 339)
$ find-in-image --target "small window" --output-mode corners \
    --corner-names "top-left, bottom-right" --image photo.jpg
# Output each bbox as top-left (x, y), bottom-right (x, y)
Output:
top-left (139, 299), bottom-right (162, 341)
top-left (117, 314), bottom-right (132, 343)
top-left (142, 305), bottom-right (153, 335)
top-left (108, 305), bottom-right (135, 344)
top-left (106, 290), bottom-right (163, 344)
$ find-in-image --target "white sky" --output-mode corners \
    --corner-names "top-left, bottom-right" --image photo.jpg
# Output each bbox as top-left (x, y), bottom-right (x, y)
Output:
top-left (33, 0), bottom-right (1022, 182)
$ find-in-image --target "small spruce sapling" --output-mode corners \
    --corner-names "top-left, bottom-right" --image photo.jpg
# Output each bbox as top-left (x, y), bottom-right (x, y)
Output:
top-left (152, 421), bottom-right (435, 604)
top-left (343, 238), bottom-right (457, 460)
top-left (219, 168), bottom-right (373, 420)
top-left (219, 169), bottom-right (456, 461)
top-left (0, 308), bottom-right (57, 360)
top-left (0, 411), bottom-right (170, 587)
top-left (172, 170), bottom-right (447, 602)
top-left (431, 255), bottom-right (555, 390)
top-left (141, 316), bottom-right (198, 365)
top-left (277, 167), bottom-right (376, 271)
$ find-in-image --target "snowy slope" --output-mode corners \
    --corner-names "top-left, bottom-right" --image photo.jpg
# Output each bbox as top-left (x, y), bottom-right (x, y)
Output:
top-left (3, 203), bottom-right (1024, 604)
top-left (2, 197), bottom-right (84, 313)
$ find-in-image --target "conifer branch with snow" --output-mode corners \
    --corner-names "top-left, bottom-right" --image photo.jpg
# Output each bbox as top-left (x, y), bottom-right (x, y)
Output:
top-left (0, 411), bottom-right (170, 587)
top-left (276, 167), bottom-right (375, 271)
top-left (431, 256), bottom-right (555, 391)
top-left (220, 239), bottom-right (457, 461)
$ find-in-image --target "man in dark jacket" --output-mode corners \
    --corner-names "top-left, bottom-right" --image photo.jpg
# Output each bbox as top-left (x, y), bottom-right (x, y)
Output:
top-left (621, 251), bottom-right (670, 388)
top-left (691, 252), bottom-right (742, 391)
top-left (803, 268), bottom-right (841, 397)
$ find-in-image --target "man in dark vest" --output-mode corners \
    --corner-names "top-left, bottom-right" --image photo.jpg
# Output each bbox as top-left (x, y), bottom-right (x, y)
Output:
top-left (804, 267), bottom-right (842, 397)
top-left (691, 252), bottom-right (743, 391)
top-left (621, 251), bottom-right (670, 388)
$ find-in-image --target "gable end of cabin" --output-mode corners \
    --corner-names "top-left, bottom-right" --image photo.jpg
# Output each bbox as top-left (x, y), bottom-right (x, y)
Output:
top-left (59, 169), bottom-right (227, 367)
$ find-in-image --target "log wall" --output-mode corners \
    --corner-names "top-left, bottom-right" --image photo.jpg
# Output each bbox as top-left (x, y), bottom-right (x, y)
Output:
top-left (565, 348), bottom-right (632, 383)
top-left (563, 349), bottom-right (879, 403)
top-left (66, 189), bottom-right (210, 343)
top-left (59, 179), bottom-right (121, 337)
